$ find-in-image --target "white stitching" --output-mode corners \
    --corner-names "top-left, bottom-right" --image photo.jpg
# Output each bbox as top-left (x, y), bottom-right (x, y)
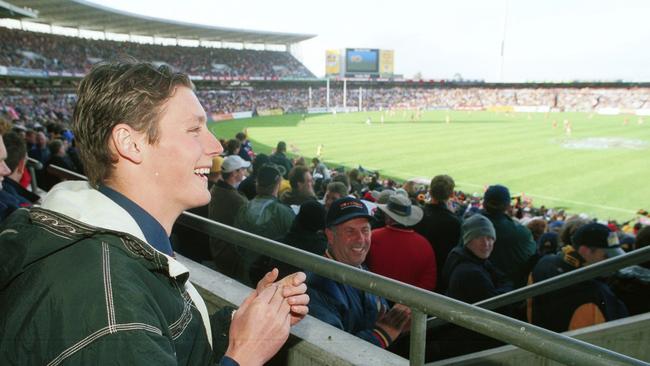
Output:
top-left (46, 323), bottom-right (163, 366)
top-left (101, 242), bottom-right (116, 333)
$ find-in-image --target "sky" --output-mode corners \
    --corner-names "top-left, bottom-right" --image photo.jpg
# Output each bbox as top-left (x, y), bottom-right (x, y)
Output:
top-left (88, 0), bottom-right (650, 82)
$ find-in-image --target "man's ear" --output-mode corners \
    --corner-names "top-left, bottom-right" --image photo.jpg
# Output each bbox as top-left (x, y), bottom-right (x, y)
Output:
top-left (110, 124), bottom-right (144, 164)
top-left (15, 157), bottom-right (26, 176)
top-left (325, 227), bottom-right (334, 244)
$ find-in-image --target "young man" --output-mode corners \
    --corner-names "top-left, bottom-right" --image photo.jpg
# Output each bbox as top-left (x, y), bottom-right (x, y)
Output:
top-left (0, 62), bottom-right (308, 366)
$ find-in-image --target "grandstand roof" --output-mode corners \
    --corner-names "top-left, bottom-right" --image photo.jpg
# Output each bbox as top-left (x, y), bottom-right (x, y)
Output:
top-left (7, 0), bottom-right (316, 45)
top-left (0, 0), bottom-right (36, 19)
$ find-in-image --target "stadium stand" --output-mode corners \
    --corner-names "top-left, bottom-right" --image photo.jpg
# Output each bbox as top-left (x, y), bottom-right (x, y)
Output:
top-left (2, 1), bottom-right (650, 365)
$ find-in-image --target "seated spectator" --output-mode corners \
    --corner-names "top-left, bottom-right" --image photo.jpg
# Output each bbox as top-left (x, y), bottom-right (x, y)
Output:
top-left (311, 157), bottom-right (330, 181)
top-left (322, 181), bottom-right (348, 211)
top-left (608, 225), bottom-right (650, 316)
top-left (238, 153), bottom-right (269, 200)
top-left (28, 131), bottom-right (49, 165)
top-left (0, 135), bottom-right (19, 220)
top-left (367, 194), bottom-right (436, 291)
top-left (415, 174), bottom-right (462, 291)
top-left (269, 141), bottom-right (292, 179)
top-left (276, 200), bottom-right (328, 276)
top-left (224, 138), bottom-right (241, 156)
top-left (530, 223), bottom-right (628, 332)
top-left (1, 132), bottom-right (40, 206)
top-left (208, 155), bottom-right (250, 278)
top-left (307, 197), bottom-right (411, 349)
top-left (442, 214), bottom-right (513, 304)
top-left (280, 165), bottom-right (317, 206)
top-left (236, 131), bottom-right (254, 162)
top-left (234, 165), bottom-right (295, 286)
top-left (526, 217), bottom-right (548, 242)
top-left (481, 184), bottom-right (536, 289)
top-left (434, 214), bottom-right (512, 359)
top-left (537, 231), bottom-right (559, 256)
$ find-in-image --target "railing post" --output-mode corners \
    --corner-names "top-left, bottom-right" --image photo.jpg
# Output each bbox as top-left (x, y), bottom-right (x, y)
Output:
top-left (409, 309), bottom-right (426, 366)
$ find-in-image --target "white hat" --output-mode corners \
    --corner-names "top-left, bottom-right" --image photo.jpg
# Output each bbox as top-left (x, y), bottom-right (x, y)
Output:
top-left (221, 155), bottom-right (251, 173)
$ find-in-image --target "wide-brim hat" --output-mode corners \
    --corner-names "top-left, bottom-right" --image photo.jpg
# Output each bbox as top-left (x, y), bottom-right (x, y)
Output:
top-left (377, 194), bottom-right (423, 227)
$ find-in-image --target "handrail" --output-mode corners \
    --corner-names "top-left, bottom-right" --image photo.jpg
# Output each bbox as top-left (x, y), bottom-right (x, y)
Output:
top-left (42, 164), bottom-right (649, 366)
top-left (426, 246), bottom-right (650, 330)
top-left (177, 212), bottom-right (647, 366)
top-left (25, 157), bottom-right (43, 192)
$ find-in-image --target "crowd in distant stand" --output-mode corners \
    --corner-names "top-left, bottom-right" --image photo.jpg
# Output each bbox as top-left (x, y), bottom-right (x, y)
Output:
top-left (3, 84), bottom-right (650, 127)
top-left (0, 27), bottom-right (313, 78)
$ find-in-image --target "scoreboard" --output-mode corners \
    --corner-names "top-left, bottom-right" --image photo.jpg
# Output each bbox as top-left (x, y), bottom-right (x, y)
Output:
top-left (326, 48), bottom-right (394, 77)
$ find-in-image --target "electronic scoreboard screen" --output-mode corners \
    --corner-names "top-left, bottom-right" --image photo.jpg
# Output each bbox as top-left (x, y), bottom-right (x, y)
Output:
top-left (345, 48), bottom-right (379, 74)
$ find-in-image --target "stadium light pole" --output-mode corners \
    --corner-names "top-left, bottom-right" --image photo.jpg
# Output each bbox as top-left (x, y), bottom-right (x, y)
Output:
top-left (499, 0), bottom-right (509, 81)
top-left (326, 78), bottom-right (330, 111)
top-left (343, 78), bottom-right (347, 111)
top-left (358, 86), bottom-right (362, 112)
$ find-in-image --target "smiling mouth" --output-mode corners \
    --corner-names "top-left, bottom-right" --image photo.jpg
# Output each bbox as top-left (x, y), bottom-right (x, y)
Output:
top-left (193, 167), bottom-right (210, 181)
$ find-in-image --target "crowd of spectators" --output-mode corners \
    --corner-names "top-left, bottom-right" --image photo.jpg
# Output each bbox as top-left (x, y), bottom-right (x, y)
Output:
top-left (4, 84), bottom-right (650, 128)
top-left (0, 27), bottom-right (314, 78)
top-left (1, 118), bottom-right (648, 360)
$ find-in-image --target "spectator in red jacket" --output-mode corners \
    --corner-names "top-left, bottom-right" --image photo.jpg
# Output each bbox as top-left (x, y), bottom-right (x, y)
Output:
top-left (367, 193), bottom-right (437, 291)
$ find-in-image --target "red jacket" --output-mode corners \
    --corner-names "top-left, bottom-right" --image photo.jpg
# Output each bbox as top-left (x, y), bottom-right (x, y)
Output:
top-left (367, 225), bottom-right (437, 291)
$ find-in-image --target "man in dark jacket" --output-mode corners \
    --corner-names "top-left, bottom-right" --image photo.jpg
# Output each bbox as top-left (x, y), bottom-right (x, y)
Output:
top-left (269, 141), bottom-right (292, 178)
top-left (208, 155), bottom-right (250, 277)
top-left (415, 174), bottom-right (461, 291)
top-left (530, 223), bottom-right (628, 332)
top-left (435, 213), bottom-right (513, 360)
top-left (481, 184), bottom-right (536, 289)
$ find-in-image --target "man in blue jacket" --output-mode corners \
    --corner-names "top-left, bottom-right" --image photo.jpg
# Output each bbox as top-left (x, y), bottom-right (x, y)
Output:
top-left (307, 197), bottom-right (411, 349)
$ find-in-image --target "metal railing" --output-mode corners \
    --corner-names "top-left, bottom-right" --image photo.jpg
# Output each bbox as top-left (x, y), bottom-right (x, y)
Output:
top-left (426, 245), bottom-right (650, 330)
top-left (42, 164), bottom-right (649, 366)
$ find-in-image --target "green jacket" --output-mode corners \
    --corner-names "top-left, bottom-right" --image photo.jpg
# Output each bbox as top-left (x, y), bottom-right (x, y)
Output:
top-left (0, 181), bottom-right (231, 365)
top-left (482, 210), bottom-right (537, 289)
top-left (234, 195), bottom-right (295, 286)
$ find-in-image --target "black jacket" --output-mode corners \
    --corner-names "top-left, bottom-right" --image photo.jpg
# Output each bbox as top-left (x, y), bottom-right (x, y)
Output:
top-left (530, 247), bottom-right (629, 332)
top-left (415, 202), bottom-right (462, 290)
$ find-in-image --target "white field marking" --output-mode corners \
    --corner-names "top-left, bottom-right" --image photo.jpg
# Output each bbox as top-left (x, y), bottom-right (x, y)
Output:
top-left (388, 171), bottom-right (636, 214)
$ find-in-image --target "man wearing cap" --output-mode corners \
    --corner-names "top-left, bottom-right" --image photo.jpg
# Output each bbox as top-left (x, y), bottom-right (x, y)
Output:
top-left (367, 194), bottom-right (437, 291)
top-left (529, 223), bottom-right (628, 332)
top-left (235, 164), bottom-right (295, 286)
top-left (436, 214), bottom-right (513, 358)
top-left (208, 155), bottom-right (250, 278)
top-left (481, 184), bottom-right (536, 289)
top-left (307, 197), bottom-right (411, 349)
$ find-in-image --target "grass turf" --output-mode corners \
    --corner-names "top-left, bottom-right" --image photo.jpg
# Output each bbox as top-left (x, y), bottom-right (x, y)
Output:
top-left (209, 110), bottom-right (649, 222)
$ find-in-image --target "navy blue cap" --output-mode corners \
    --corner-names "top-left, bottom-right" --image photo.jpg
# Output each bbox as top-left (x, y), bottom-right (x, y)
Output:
top-left (326, 197), bottom-right (372, 227)
top-left (484, 184), bottom-right (511, 204)
top-left (572, 223), bottom-right (624, 258)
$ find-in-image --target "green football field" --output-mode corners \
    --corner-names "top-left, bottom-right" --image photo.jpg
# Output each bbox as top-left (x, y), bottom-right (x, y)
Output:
top-left (209, 110), bottom-right (650, 222)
